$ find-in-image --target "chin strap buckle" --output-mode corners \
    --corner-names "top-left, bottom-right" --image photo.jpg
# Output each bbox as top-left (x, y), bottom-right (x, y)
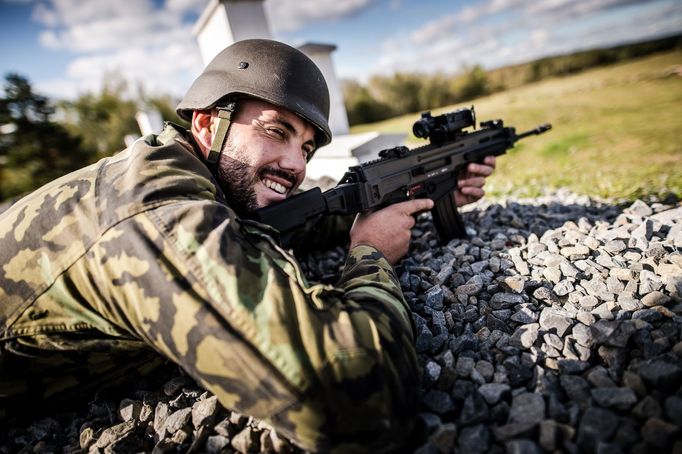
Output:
top-left (206, 102), bottom-right (237, 166)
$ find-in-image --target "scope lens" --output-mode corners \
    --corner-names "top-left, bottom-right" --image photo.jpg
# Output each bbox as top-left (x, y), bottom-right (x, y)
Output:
top-left (413, 122), bottom-right (427, 138)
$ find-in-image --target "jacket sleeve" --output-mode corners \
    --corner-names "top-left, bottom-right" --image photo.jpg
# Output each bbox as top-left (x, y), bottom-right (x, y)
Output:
top-left (83, 199), bottom-right (420, 452)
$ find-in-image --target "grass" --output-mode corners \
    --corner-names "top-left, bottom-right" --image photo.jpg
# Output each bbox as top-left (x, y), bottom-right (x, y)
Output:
top-left (349, 51), bottom-right (682, 200)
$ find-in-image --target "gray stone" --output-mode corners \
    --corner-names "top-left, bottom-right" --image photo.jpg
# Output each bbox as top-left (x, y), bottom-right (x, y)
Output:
top-left (118, 399), bottom-right (142, 422)
top-left (501, 275), bottom-right (526, 293)
top-left (456, 275), bottom-right (483, 296)
top-left (533, 286), bottom-right (559, 305)
top-left (478, 383), bottom-right (510, 405)
top-left (640, 418), bottom-right (679, 449)
top-left (539, 308), bottom-right (574, 336)
top-left (475, 360), bottom-right (494, 382)
top-left (426, 286), bottom-right (444, 310)
top-left (457, 425), bottom-right (491, 454)
top-left (94, 420), bottom-right (136, 450)
top-left (154, 401), bottom-right (170, 436)
top-left (510, 323), bottom-right (539, 349)
top-left (456, 356), bottom-right (475, 377)
top-left (560, 375), bottom-right (591, 403)
top-left (572, 323), bottom-right (592, 347)
top-left (664, 396), bottom-right (682, 426)
top-left (576, 407), bottom-right (619, 452)
top-left (583, 277), bottom-right (614, 302)
top-left (508, 393), bottom-right (545, 426)
top-left (591, 387), bottom-right (638, 410)
top-left (490, 292), bottom-right (525, 309)
top-left (423, 390), bottom-right (455, 415)
top-left (231, 427), bottom-right (259, 453)
top-left (605, 240), bottom-right (627, 254)
top-left (553, 279), bottom-right (575, 296)
top-left (626, 199), bottom-right (653, 217)
top-left (557, 359), bottom-right (590, 374)
top-left (424, 360), bottom-right (442, 388)
top-left (632, 395), bottom-right (662, 419)
top-left (575, 310), bottom-right (595, 326)
top-left (459, 392), bottom-right (490, 425)
top-left (579, 295), bottom-right (599, 309)
top-left (164, 407), bottom-right (192, 434)
top-left (429, 423), bottom-right (457, 453)
top-left (505, 439), bottom-right (543, 454)
top-left (192, 395), bottom-right (218, 428)
top-left (543, 267), bottom-right (563, 284)
top-left (636, 357), bottom-right (682, 391)
top-left (510, 306), bottom-right (538, 324)
top-left (641, 291), bottom-right (670, 307)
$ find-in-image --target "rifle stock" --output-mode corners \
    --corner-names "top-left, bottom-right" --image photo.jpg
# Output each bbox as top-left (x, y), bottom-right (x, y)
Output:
top-left (251, 107), bottom-right (551, 244)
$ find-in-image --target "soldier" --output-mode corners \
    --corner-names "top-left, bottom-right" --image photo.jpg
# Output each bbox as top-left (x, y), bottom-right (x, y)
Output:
top-left (0, 39), bottom-right (495, 451)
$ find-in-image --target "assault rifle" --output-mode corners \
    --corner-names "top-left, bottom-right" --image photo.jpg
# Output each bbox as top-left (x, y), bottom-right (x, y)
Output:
top-left (252, 106), bottom-right (551, 243)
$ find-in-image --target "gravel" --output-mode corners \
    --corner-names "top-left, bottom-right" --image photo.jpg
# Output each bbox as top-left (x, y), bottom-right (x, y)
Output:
top-left (2, 190), bottom-right (681, 453)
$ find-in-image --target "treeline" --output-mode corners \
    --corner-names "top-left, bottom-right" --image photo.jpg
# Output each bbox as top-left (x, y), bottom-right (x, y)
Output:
top-left (0, 73), bottom-right (186, 202)
top-left (343, 33), bottom-right (682, 126)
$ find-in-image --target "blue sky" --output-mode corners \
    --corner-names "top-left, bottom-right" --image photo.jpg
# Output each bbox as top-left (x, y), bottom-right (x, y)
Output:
top-left (1, 0), bottom-right (680, 100)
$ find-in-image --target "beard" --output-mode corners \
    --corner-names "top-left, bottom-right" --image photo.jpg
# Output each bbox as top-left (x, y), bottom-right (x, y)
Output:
top-left (216, 156), bottom-right (259, 217)
top-left (215, 138), bottom-right (298, 218)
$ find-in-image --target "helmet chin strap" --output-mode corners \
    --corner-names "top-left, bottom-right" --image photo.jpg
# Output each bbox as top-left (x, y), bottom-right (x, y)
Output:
top-left (206, 101), bottom-right (237, 168)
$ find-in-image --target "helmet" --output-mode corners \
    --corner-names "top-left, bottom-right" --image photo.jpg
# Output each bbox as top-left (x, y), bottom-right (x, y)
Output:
top-left (177, 39), bottom-right (331, 148)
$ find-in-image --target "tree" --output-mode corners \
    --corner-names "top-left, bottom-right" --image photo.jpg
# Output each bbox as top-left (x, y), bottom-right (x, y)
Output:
top-left (342, 79), bottom-right (392, 125)
top-left (455, 65), bottom-right (490, 101)
top-left (60, 72), bottom-right (139, 159)
top-left (0, 73), bottom-right (92, 201)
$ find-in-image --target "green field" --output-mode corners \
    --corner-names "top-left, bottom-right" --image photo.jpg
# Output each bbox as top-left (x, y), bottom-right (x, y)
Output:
top-left (350, 51), bottom-right (682, 200)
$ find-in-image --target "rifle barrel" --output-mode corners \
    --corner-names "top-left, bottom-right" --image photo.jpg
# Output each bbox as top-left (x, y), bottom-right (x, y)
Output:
top-left (515, 123), bottom-right (552, 141)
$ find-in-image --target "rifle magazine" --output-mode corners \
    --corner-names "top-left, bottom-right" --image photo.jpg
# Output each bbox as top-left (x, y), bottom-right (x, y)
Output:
top-left (432, 195), bottom-right (467, 242)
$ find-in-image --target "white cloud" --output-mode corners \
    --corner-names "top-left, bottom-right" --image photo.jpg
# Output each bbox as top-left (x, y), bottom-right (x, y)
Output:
top-left (38, 41), bottom-right (203, 99)
top-left (369, 0), bottom-right (675, 79)
top-left (32, 0), bottom-right (154, 28)
top-left (27, 0), bottom-right (206, 99)
top-left (264, 0), bottom-right (379, 32)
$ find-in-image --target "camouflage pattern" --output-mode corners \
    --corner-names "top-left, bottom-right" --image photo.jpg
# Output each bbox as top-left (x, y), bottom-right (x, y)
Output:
top-left (0, 123), bottom-right (420, 451)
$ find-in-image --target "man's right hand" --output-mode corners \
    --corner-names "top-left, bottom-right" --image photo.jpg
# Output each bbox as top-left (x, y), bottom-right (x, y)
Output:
top-left (349, 198), bottom-right (434, 265)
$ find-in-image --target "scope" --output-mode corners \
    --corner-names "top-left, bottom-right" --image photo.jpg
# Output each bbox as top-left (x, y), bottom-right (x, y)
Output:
top-left (412, 107), bottom-right (476, 143)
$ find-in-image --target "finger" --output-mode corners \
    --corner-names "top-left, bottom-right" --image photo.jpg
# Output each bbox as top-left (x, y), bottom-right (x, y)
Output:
top-left (458, 176), bottom-right (486, 189)
top-left (466, 162), bottom-right (494, 177)
top-left (459, 186), bottom-right (485, 198)
top-left (396, 198), bottom-right (435, 215)
top-left (483, 155), bottom-right (497, 168)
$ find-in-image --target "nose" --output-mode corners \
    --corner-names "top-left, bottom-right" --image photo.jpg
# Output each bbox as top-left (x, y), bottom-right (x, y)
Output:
top-left (278, 143), bottom-right (307, 177)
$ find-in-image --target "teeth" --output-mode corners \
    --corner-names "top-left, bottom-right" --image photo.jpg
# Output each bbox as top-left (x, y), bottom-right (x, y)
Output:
top-left (263, 178), bottom-right (287, 195)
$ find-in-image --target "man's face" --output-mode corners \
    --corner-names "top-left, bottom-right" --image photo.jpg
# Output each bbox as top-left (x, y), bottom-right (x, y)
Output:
top-left (213, 99), bottom-right (316, 215)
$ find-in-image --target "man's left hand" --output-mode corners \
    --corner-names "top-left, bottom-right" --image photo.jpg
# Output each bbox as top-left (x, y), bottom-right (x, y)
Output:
top-left (453, 155), bottom-right (496, 207)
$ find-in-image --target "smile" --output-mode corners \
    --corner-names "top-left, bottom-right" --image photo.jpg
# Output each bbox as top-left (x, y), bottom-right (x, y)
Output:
top-left (262, 177), bottom-right (289, 195)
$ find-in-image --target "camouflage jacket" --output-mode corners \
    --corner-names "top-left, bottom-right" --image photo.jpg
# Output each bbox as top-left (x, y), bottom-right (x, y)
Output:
top-left (0, 123), bottom-right (420, 452)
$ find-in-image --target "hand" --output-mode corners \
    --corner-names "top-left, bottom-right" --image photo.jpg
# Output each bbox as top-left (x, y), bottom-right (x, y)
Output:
top-left (349, 198), bottom-right (434, 265)
top-left (454, 155), bottom-right (496, 207)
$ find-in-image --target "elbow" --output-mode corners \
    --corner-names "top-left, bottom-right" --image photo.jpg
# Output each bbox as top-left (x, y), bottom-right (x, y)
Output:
top-left (273, 348), bottom-right (422, 452)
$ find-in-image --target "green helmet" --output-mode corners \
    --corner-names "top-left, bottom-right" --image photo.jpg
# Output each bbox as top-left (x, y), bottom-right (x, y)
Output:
top-left (177, 39), bottom-right (332, 148)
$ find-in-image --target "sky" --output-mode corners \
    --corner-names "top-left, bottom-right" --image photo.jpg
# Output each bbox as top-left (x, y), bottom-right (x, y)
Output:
top-left (0, 0), bottom-right (680, 101)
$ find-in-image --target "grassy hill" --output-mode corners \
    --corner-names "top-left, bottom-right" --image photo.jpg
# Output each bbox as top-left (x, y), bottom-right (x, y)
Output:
top-left (350, 50), bottom-right (682, 200)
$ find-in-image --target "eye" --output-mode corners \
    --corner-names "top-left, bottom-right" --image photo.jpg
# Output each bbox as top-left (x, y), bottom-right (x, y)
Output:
top-left (302, 147), bottom-right (314, 160)
top-left (267, 127), bottom-right (285, 138)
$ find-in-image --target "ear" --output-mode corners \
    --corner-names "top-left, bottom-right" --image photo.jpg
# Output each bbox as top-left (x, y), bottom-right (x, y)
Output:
top-left (190, 110), bottom-right (214, 158)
